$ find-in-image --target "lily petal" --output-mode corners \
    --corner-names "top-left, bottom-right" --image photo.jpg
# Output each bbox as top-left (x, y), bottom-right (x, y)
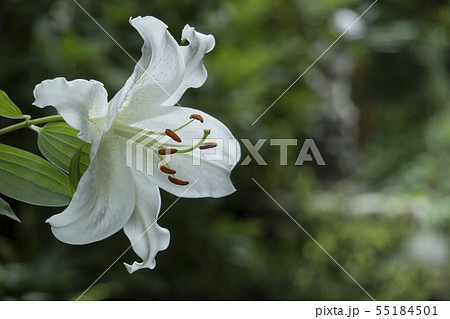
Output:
top-left (162, 25), bottom-right (215, 106)
top-left (123, 170), bottom-right (170, 273)
top-left (33, 77), bottom-right (109, 143)
top-left (131, 106), bottom-right (241, 198)
top-left (116, 16), bottom-right (185, 124)
top-left (47, 136), bottom-right (135, 244)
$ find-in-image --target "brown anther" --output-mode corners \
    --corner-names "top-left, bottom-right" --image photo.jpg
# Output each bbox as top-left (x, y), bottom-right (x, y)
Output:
top-left (158, 148), bottom-right (178, 155)
top-left (165, 128), bottom-right (182, 143)
top-left (199, 142), bottom-right (218, 150)
top-left (168, 176), bottom-right (189, 186)
top-left (190, 114), bottom-right (204, 123)
top-left (160, 165), bottom-right (177, 175)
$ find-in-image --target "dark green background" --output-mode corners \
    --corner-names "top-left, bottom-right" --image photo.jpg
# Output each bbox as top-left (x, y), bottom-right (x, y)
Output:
top-left (1, 0), bottom-right (449, 300)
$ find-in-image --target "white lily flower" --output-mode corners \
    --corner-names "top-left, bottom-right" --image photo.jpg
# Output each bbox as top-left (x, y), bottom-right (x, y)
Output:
top-left (32, 16), bottom-right (241, 273)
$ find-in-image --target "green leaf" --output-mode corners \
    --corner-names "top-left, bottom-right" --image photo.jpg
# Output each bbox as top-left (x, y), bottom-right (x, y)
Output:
top-left (37, 122), bottom-right (90, 173)
top-left (0, 90), bottom-right (24, 119)
top-left (0, 144), bottom-right (72, 207)
top-left (0, 197), bottom-right (20, 223)
top-left (69, 144), bottom-right (84, 195)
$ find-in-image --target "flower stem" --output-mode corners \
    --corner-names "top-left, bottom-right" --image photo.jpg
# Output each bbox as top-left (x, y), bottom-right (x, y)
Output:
top-left (0, 115), bottom-right (64, 136)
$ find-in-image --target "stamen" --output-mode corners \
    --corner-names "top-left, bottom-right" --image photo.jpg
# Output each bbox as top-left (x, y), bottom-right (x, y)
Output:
top-left (190, 114), bottom-right (204, 123)
top-left (160, 165), bottom-right (176, 175)
top-left (158, 148), bottom-right (178, 155)
top-left (200, 142), bottom-right (218, 150)
top-left (168, 176), bottom-right (189, 186)
top-left (173, 119), bottom-right (194, 132)
top-left (165, 128), bottom-right (182, 143)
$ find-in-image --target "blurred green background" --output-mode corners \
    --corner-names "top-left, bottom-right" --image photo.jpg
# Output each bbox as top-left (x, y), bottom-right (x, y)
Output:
top-left (1, 0), bottom-right (450, 300)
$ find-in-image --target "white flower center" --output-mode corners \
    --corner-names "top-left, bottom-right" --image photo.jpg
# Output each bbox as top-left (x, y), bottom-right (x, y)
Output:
top-left (111, 114), bottom-right (216, 186)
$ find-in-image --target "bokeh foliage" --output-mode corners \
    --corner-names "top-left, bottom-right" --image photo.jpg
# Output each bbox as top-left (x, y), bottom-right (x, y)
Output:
top-left (0, 0), bottom-right (449, 300)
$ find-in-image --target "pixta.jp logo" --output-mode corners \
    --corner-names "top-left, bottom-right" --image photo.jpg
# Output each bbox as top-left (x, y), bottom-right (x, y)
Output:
top-left (126, 130), bottom-right (325, 175)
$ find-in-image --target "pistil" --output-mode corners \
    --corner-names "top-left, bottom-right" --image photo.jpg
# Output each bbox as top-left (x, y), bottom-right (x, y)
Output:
top-left (176, 129), bottom-right (211, 154)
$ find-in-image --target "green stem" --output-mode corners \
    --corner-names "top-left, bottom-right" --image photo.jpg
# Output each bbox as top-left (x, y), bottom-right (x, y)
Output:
top-left (29, 124), bottom-right (42, 134)
top-left (0, 115), bottom-right (63, 136)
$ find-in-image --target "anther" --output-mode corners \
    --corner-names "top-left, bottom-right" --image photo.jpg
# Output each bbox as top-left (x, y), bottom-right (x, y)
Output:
top-left (160, 165), bottom-right (177, 175)
top-left (168, 176), bottom-right (189, 186)
top-left (190, 114), bottom-right (204, 123)
top-left (165, 128), bottom-right (182, 143)
top-left (158, 148), bottom-right (178, 155)
top-left (200, 142), bottom-right (218, 150)
top-left (203, 129), bottom-right (211, 135)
